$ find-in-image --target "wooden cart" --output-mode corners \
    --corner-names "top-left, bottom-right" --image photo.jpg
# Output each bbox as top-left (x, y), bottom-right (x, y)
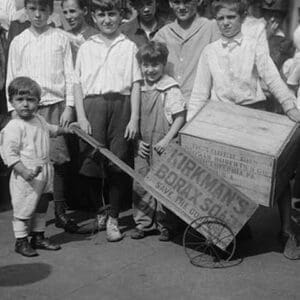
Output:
top-left (71, 124), bottom-right (258, 268)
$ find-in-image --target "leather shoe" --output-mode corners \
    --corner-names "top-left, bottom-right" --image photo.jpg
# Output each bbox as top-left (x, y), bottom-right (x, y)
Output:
top-left (159, 228), bottom-right (171, 242)
top-left (131, 228), bottom-right (145, 240)
top-left (55, 213), bottom-right (79, 233)
top-left (15, 237), bottom-right (38, 257)
top-left (31, 233), bottom-right (61, 251)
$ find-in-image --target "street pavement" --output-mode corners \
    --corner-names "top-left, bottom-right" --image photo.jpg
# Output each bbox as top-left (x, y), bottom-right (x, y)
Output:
top-left (0, 200), bottom-right (299, 300)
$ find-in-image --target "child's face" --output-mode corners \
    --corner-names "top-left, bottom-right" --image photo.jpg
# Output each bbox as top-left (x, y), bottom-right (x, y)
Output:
top-left (216, 7), bottom-right (242, 39)
top-left (62, 0), bottom-right (86, 32)
top-left (26, 2), bottom-right (52, 30)
top-left (92, 9), bottom-right (121, 37)
top-left (136, 0), bottom-right (157, 24)
top-left (11, 94), bottom-right (39, 120)
top-left (141, 61), bottom-right (164, 85)
top-left (169, 0), bottom-right (198, 23)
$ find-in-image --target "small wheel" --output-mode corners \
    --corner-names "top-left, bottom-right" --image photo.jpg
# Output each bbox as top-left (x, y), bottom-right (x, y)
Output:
top-left (183, 216), bottom-right (240, 268)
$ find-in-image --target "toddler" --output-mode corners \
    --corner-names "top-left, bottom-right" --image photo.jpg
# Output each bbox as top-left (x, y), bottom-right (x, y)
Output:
top-left (0, 77), bottom-right (71, 257)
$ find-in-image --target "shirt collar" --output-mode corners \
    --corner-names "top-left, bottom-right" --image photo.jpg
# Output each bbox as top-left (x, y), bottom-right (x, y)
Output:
top-left (135, 17), bottom-right (165, 35)
top-left (170, 15), bottom-right (205, 40)
top-left (221, 33), bottom-right (243, 48)
top-left (141, 75), bottom-right (179, 92)
top-left (89, 32), bottom-right (126, 46)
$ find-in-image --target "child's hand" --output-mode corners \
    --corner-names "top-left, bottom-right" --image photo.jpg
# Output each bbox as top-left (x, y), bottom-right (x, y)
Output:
top-left (21, 166), bottom-right (42, 181)
top-left (287, 107), bottom-right (300, 122)
top-left (78, 118), bottom-right (92, 135)
top-left (138, 140), bottom-right (150, 159)
top-left (60, 106), bottom-right (74, 127)
top-left (154, 138), bottom-right (169, 155)
top-left (124, 118), bottom-right (138, 140)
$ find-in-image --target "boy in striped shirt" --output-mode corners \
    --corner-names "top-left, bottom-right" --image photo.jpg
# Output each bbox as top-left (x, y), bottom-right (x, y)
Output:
top-left (6, 0), bottom-right (79, 233)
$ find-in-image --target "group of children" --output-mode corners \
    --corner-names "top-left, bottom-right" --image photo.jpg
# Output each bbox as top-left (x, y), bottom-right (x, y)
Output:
top-left (1, 0), bottom-right (300, 261)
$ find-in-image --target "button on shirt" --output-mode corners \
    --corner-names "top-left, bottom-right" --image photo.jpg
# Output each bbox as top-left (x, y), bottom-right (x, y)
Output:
top-left (75, 34), bottom-right (142, 97)
top-left (6, 27), bottom-right (75, 111)
top-left (154, 16), bottom-right (220, 103)
top-left (188, 34), bottom-right (296, 121)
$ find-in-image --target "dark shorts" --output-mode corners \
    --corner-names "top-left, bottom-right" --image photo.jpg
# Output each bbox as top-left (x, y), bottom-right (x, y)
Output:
top-left (79, 94), bottom-right (131, 178)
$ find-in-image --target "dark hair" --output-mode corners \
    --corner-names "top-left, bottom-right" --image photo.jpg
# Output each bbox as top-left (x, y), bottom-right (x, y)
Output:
top-left (212, 0), bottom-right (248, 17)
top-left (24, 0), bottom-right (54, 12)
top-left (61, 0), bottom-right (89, 10)
top-left (131, 0), bottom-right (156, 9)
top-left (90, 0), bottom-right (122, 12)
top-left (136, 41), bottom-right (169, 65)
top-left (8, 77), bottom-right (42, 102)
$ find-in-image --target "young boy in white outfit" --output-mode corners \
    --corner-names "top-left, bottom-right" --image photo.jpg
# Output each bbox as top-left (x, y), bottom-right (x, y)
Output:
top-left (188, 0), bottom-right (300, 260)
top-left (0, 77), bottom-right (71, 257)
top-left (6, 0), bottom-right (79, 233)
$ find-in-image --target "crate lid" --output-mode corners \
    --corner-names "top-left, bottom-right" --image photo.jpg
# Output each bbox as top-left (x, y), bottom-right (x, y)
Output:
top-left (181, 101), bottom-right (298, 156)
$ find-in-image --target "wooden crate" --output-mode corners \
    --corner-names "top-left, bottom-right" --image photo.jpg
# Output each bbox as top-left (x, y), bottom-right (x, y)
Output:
top-left (180, 102), bottom-right (300, 207)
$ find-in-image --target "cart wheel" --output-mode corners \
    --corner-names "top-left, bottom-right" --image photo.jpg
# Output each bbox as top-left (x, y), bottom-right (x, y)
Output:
top-left (183, 216), bottom-right (241, 268)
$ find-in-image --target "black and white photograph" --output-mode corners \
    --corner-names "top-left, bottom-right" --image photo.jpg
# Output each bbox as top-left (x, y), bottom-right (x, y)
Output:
top-left (0, 0), bottom-right (300, 299)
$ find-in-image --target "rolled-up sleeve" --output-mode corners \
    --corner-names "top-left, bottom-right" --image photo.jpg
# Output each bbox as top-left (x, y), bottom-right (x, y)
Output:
top-left (63, 39), bottom-right (75, 107)
top-left (131, 44), bottom-right (142, 83)
top-left (164, 86), bottom-right (186, 124)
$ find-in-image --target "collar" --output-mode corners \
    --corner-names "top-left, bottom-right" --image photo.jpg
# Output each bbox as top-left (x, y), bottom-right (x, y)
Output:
top-left (169, 15), bottom-right (205, 40)
top-left (89, 32), bottom-right (126, 45)
top-left (221, 33), bottom-right (243, 48)
top-left (135, 17), bottom-right (165, 35)
top-left (141, 75), bottom-right (179, 92)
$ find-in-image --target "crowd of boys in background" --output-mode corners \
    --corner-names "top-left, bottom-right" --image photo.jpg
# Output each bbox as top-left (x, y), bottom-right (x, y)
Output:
top-left (1, 0), bottom-right (300, 261)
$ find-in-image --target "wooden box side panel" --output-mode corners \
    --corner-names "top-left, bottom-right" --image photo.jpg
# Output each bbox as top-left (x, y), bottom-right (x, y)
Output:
top-left (145, 143), bottom-right (258, 250)
top-left (274, 127), bottom-right (300, 199)
top-left (180, 135), bottom-right (274, 207)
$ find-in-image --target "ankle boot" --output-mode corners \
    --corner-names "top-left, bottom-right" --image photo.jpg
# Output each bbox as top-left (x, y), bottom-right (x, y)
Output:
top-left (55, 202), bottom-right (79, 233)
top-left (15, 237), bottom-right (38, 257)
top-left (31, 232), bottom-right (61, 251)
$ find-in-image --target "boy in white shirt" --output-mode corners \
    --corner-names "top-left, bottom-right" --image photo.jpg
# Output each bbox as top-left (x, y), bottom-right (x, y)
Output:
top-left (6, 0), bottom-right (79, 233)
top-left (74, 0), bottom-right (141, 242)
top-left (188, 0), bottom-right (300, 260)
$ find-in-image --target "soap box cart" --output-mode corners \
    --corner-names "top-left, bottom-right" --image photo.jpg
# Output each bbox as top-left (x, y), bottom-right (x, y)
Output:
top-left (71, 102), bottom-right (299, 267)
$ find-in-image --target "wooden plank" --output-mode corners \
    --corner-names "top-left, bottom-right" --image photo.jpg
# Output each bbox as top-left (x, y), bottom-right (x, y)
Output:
top-left (180, 135), bottom-right (274, 206)
top-left (182, 102), bottom-right (297, 155)
top-left (145, 143), bottom-right (258, 250)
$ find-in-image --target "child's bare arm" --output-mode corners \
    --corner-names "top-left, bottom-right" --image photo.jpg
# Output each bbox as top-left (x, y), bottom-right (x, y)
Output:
top-left (74, 83), bottom-right (91, 134)
top-left (154, 110), bottom-right (186, 154)
top-left (13, 162), bottom-right (41, 181)
top-left (124, 81), bottom-right (140, 140)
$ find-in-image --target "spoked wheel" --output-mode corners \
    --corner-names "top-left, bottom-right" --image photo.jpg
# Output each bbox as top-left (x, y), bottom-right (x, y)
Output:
top-left (183, 216), bottom-right (241, 268)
